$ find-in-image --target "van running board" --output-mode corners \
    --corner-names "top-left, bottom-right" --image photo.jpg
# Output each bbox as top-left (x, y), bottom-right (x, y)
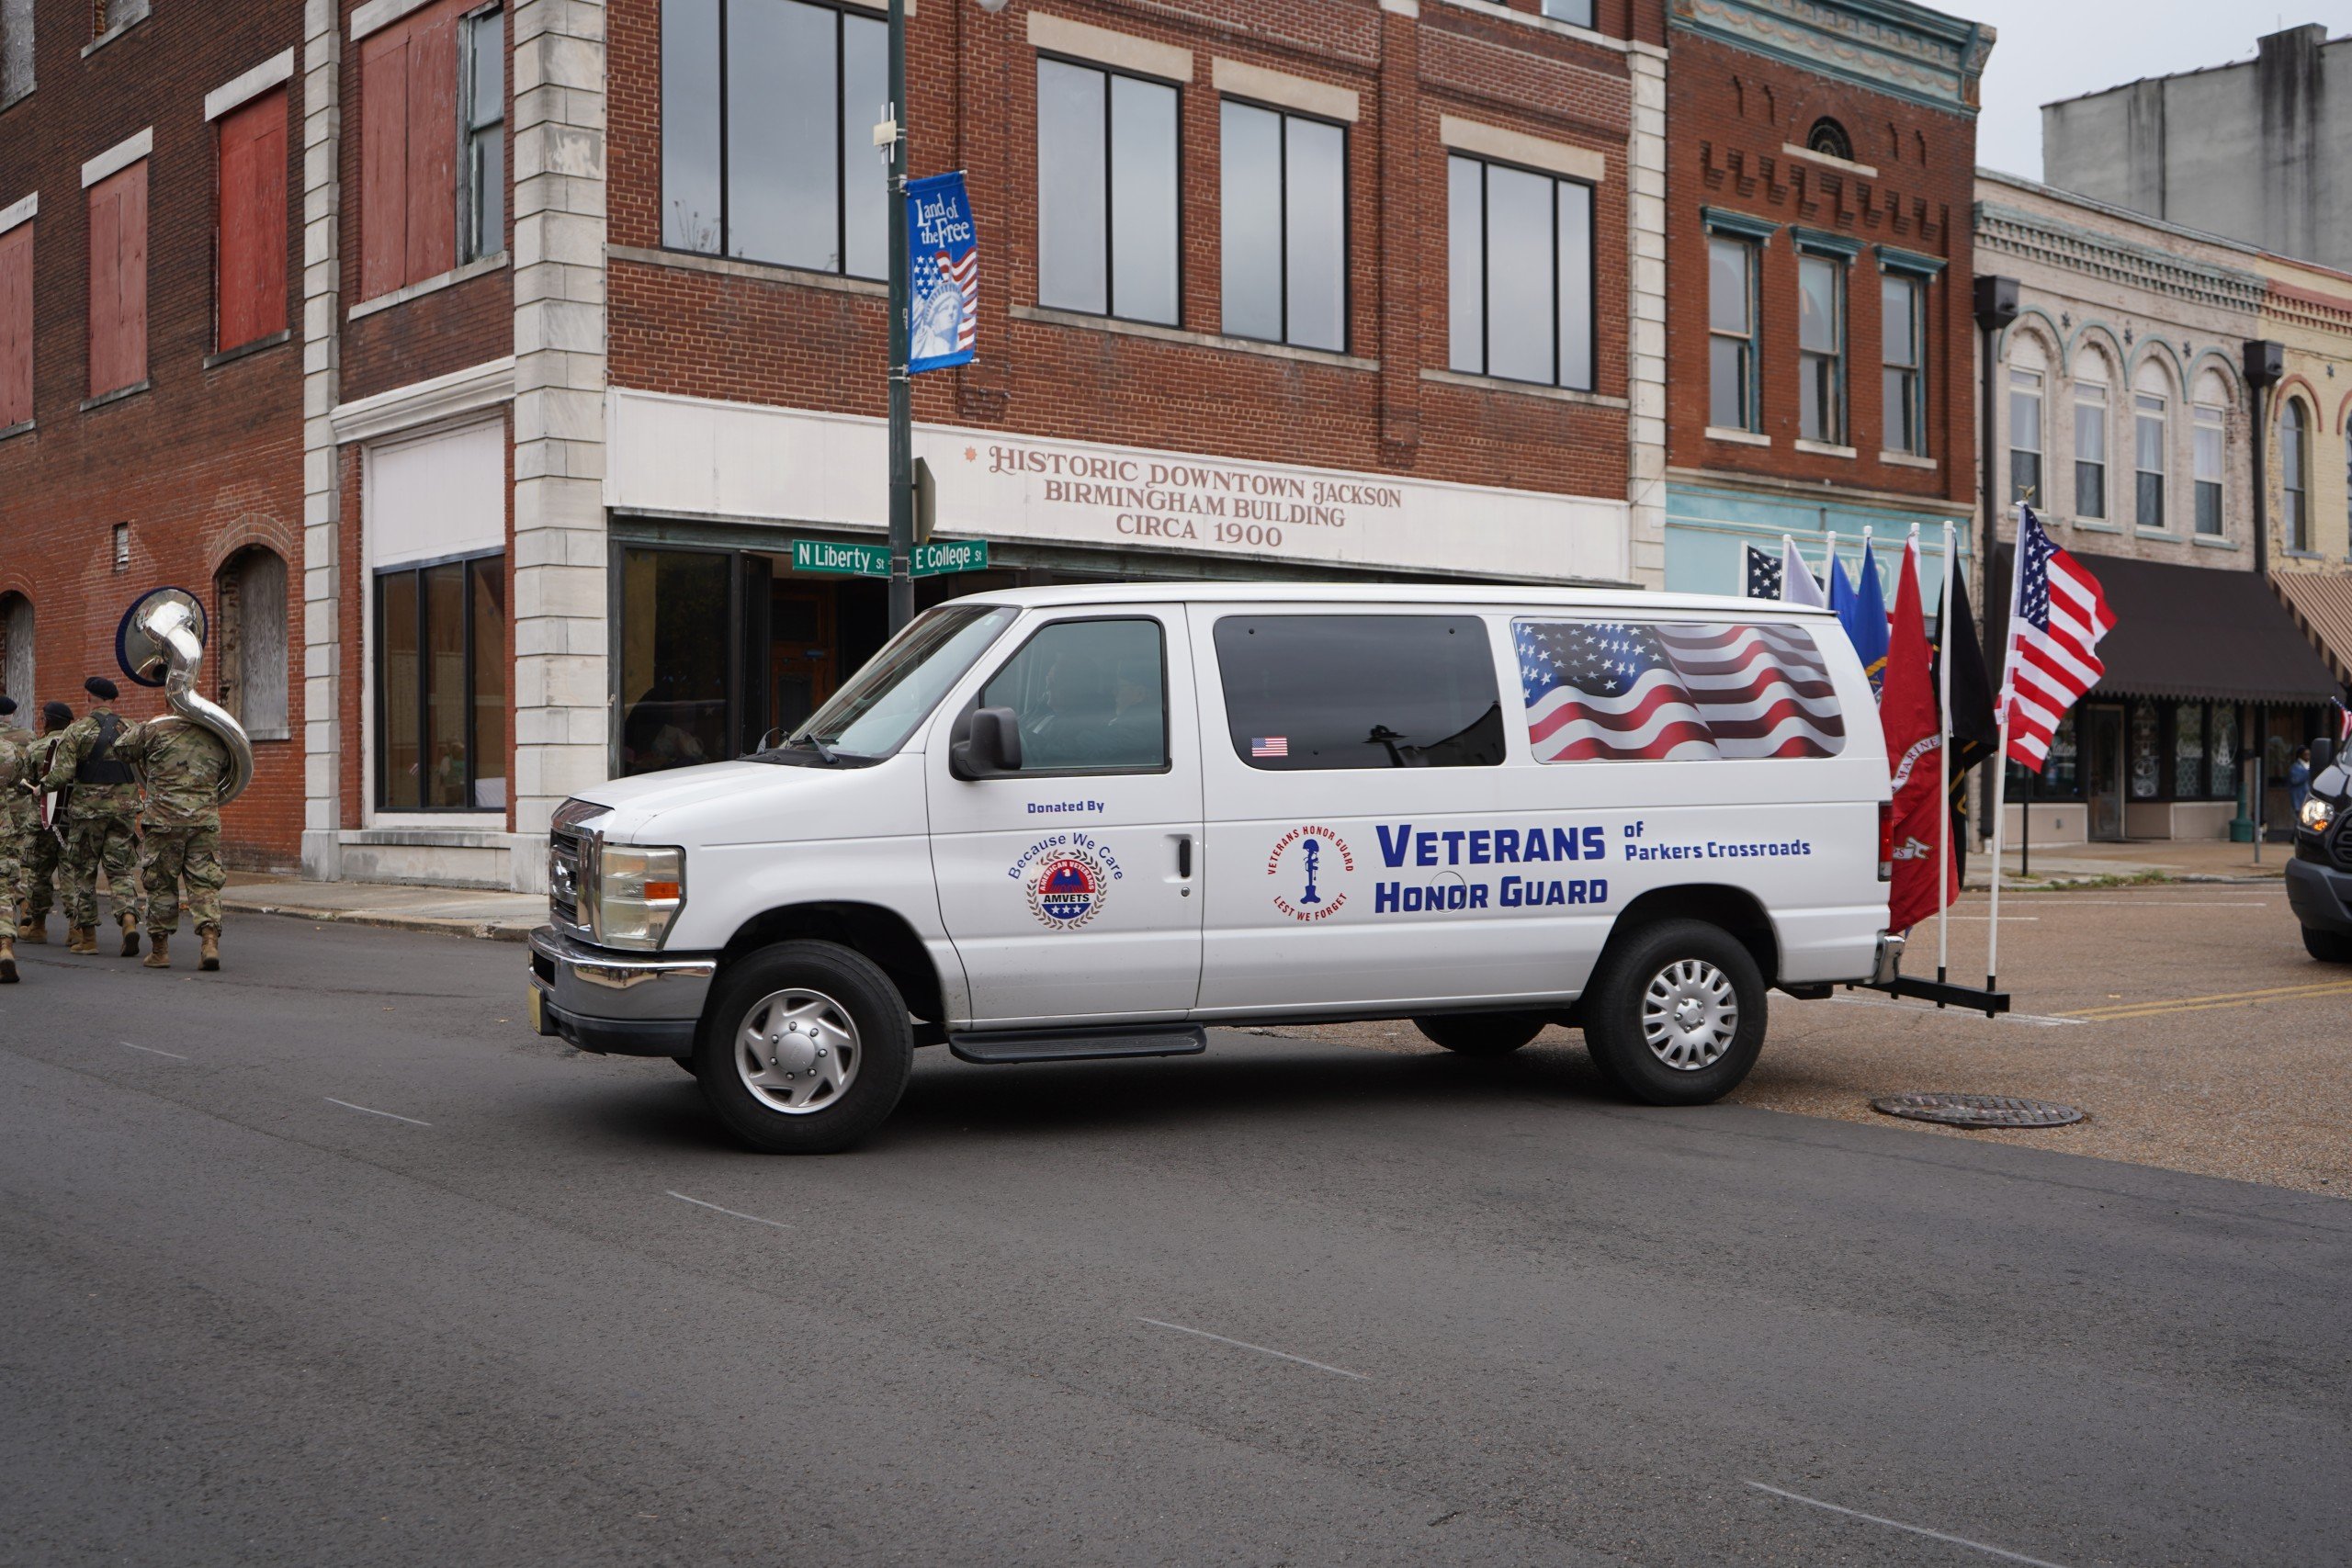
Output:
top-left (949, 1026), bottom-right (1208, 1066)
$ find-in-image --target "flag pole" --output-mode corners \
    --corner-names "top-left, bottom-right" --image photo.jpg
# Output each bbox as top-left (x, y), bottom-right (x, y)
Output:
top-left (1822, 529), bottom-right (1838, 592)
top-left (1984, 504), bottom-right (2029, 1010)
top-left (1937, 519), bottom-right (1955, 1001)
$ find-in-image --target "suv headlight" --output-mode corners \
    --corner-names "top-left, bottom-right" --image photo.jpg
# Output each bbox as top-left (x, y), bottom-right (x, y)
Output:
top-left (2302, 795), bottom-right (2338, 834)
top-left (587, 842), bottom-right (686, 950)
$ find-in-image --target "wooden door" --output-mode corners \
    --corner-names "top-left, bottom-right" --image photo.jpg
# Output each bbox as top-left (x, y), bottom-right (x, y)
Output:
top-left (770, 583), bottom-right (838, 739)
top-left (2086, 705), bottom-right (2126, 840)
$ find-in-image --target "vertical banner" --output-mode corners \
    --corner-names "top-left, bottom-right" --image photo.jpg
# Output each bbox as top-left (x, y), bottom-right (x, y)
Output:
top-left (907, 171), bottom-right (978, 375)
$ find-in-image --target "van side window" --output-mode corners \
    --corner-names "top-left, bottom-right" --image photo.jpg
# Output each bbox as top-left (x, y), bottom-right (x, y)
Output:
top-left (1214, 615), bottom-right (1505, 770)
top-left (979, 617), bottom-right (1168, 772)
top-left (1515, 619), bottom-right (1846, 761)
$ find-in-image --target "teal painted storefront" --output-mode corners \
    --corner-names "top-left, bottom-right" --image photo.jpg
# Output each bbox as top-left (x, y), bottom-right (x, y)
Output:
top-left (1664, 480), bottom-right (1971, 615)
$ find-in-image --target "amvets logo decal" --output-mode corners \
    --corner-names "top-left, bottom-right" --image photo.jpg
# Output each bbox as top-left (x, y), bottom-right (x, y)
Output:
top-left (1008, 833), bottom-right (1124, 931)
top-left (1266, 825), bottom-right (1355, 922)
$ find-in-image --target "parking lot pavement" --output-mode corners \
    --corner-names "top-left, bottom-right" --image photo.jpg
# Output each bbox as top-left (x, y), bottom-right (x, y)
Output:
top-left (1288, 885), bottom-right (2352, 1198)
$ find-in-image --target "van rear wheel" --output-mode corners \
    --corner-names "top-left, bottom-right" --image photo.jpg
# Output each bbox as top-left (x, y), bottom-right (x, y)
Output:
top-left (695, 941), bottom-right (913, 1154)
top-left (1584, 919), bottom-right (1766, 1106)
top-left (1413, 1011), bottom-right (1547, 1056)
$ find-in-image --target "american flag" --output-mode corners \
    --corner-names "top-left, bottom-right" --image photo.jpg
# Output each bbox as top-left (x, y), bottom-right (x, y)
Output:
top-left (1250, 737), bottom-right (1288, 758)
top-left (1517, 621), bottom-right (1845, 762)
top-left (1744, 544), bottom-right (1784, 600)
top-left (2001, 506), bottom-right (2116, 770)
top-left (936, 248), bottom-right (978, 351)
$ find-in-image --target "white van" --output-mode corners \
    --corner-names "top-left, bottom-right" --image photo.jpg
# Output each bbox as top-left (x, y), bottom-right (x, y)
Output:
top-left (528, 584), bottom-right (1900, 1153)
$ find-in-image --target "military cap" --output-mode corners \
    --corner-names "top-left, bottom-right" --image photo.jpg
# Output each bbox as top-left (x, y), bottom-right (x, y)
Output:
top-left (85, 676), bottom-right (119, 701)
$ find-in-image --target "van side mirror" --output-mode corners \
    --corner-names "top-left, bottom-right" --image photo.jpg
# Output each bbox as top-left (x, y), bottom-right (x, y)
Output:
top-left (953, 706), bottom-right (1023, 779)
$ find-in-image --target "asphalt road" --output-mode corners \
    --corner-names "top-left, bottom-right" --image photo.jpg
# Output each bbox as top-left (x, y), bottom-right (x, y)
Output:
top-left (3, 917), bottom-right (2348, 1567)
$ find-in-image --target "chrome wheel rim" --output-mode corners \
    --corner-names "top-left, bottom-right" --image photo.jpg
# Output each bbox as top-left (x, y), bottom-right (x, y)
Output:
top-left (735, 988), bottom-right (860, 1115)
top-left (1640, 959), bottom-right (1737, 1072)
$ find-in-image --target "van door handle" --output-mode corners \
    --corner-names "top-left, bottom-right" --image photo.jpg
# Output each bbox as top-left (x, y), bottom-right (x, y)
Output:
top-left (1176, 836), bottom-right (1193, 878)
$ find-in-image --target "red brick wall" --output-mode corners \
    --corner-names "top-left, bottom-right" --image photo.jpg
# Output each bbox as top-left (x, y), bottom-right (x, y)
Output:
top-left (1665, 29), bottom-right (1975, 509)
top-left (0, 1), bottom-right (308, 869)
top-left (605, 0), bottom-right (1653, 513)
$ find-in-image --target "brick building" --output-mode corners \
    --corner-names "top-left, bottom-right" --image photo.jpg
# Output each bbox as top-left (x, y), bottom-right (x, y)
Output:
top-left (0, 0), bottom-right (308, 869)
top-left (1659, 0), bottom-right (1989, 602)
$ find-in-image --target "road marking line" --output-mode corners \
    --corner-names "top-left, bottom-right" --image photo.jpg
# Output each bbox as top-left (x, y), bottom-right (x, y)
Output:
top-left (1826, 995), bottom-right (2082, 1027)
top-left (324, 1098), bottom-right (432, 1127)
top-left (1746, 1481), bottom-right (2070, 1567)
top-left (119, 1041), bottom-right (189, 1060)
top-left (1137, 1316), bottom-right (1369, 1381)
top-left (667, 1190), bottom-right (794, 1231)
top-left (2013, 898), bottom-right (2271, 907)
top-left (1941, 915), bottom-right (2040, 921)
top-left (2060, 979), bottom-right (2352, 1021)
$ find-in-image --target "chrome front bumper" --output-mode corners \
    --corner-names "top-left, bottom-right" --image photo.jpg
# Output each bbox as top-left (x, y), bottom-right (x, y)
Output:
top-left (527, 924), bottom-right (717, 1055)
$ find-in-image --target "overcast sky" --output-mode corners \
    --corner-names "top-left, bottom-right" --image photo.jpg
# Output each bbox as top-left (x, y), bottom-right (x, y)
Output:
top-left (1965, 2), bottom-right (2352, 179)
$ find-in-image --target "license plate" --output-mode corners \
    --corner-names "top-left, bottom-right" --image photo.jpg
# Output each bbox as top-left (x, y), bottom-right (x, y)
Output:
top-left (527, 985), bottom-right (545, 1033)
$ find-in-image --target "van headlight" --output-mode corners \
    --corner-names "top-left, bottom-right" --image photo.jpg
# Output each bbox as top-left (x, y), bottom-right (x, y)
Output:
top-left (587, 842), bottom-right (686, 950)
top-left (2302, 796), bottom-right (2338, 834)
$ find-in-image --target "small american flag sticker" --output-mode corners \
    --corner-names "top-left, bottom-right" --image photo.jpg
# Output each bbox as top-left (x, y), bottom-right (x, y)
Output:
top-left (1250, 737), bottom-right (1289, 759)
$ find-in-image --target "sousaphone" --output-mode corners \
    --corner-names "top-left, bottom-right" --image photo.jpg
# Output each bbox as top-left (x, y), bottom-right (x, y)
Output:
top-left (116, 586), bottom-right (254, 807)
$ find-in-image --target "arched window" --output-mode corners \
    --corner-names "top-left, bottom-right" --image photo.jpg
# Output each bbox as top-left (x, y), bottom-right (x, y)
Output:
top-left (2007, 333), bottom-right (2047, 506)
top-left (2192, 369), bottom-right (2231, 538)
top-left (2281, 400), bottom-right (2310, 554)
top-left (2132, 359), bottom-right (2173, 532)
top-left (0, 592), bottom-right (30, 708)
top-left (215, 547), bottom-right (289, 739)
top-left (1805, 118), bottom-right (1853, 162)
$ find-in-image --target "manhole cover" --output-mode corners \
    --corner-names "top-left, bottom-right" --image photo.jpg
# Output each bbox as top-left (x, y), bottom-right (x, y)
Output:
top-left (1871, 1092), bottom-right (2086, 1129)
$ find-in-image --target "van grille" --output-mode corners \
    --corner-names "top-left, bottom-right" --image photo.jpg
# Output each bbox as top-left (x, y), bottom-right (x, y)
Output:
top-left (548, 829), bottom-right (583, 926)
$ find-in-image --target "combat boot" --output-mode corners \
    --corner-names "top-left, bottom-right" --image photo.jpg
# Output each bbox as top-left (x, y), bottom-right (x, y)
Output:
top-left (142, 932), bottom-right (170, 969)
top-left (18, 913), bottom-right (44, 944)
top-left (118, 910), bottom-right (140, 957)
top-left (198, 929), bottom-right (220, 972)
top-left (67, 924), bottom-right (97, 954)
top-left (0, 937), bottom-right (17, 983)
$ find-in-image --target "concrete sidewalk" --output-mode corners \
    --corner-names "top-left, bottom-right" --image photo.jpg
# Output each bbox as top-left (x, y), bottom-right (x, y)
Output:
top-left (222, 875), bottom-right (544, 942)
top-left (1962, 836), bottom-right (2291, 890)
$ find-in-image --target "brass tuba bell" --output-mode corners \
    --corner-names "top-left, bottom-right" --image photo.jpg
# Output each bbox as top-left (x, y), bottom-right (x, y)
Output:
top-left (116, 586), bottom-right (255, 807)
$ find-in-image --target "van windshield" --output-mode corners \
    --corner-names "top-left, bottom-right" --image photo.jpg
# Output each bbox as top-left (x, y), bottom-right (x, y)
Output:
top-left (780, 604), bottom-right (1018, 760)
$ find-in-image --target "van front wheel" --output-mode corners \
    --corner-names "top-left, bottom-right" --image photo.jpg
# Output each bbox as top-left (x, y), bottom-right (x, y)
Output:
top-left (1584, 919), bottom-right (1766, 1106)
top-left (1413, 1011), bottom-right (1548, 1056)
top-left (695, 941), bottom-right (913, 1154)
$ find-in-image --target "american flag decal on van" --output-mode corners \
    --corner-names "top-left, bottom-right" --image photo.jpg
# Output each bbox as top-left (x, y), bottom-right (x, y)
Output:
top-left (1515, 621), bottom-right (1845, 762)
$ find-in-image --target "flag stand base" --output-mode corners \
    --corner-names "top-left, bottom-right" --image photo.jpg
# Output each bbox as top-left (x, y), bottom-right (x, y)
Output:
top-left (1857, 972), bottom-right (2010, 1018)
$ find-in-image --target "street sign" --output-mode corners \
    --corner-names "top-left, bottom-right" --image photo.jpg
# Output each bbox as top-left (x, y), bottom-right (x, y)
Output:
top-left (792, 539), bottom-right (890, 578)
top-left (912, 539), bottom-right (989, 578)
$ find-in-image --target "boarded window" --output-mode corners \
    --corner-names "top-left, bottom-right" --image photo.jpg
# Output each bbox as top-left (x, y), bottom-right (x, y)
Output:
top-left (360, 1), bottom-right (459, 299)
top-left (217, 547), bottom-right (290, 740)
top-left (217, 89), bottom-right (289, 351)
top-left (0, 221), bottom-right (28, 426)
top-left (87, 162), bottom-right (148, 397)
top-left (1, 0), bottom-right (33, 106)
top-left (0, 592), bottom-right (30, 707)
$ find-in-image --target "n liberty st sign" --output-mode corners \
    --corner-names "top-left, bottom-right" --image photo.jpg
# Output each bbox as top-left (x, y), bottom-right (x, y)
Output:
top-left (791, 537), bottom-right (990, 580)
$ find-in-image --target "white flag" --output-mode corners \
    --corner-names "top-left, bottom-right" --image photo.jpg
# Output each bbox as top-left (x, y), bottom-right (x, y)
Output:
top-left (1780, 536), bottom-right (1827, 609)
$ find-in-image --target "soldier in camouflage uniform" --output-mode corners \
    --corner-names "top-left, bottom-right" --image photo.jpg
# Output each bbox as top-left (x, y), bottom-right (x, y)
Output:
top-left (40, 677), bottom-right (145, 957)
top-left (0, 697), bottom-right (24, 982)
top-left (114, 711), bottom-right (232, 971)
top-left (17, 701), bottom-right (73, 942)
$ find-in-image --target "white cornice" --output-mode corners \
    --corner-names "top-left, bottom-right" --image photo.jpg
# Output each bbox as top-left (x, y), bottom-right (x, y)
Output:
top-left (0, 192), bottom-right (35, 236)
top-left (206, 49), bottom-right (297, 122)
top-left (81, 129), bottom-right (152, 189)
top-left (332, 356), bottom-right (516, 446)
top-left (350, 0), bottom-right (436, 43)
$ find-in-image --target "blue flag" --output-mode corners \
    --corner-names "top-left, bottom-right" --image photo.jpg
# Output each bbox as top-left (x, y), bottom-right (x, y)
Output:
top-left (1839, 538), bottom-right (1891, 695)
top-left (907, 171), bottom-right (978, 374)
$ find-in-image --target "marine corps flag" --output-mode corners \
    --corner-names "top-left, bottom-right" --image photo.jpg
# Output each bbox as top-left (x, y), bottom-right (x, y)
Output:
top-left (1882, 535), bottom-right (1955, 934)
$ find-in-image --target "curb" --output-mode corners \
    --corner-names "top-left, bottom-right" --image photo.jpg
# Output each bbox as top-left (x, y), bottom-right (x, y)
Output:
top-left (223, 898), bottom-right (536, 943)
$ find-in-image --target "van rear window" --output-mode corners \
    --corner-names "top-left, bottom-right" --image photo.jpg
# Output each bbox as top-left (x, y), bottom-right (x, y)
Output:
top-left (1215, 615), bottom-right (1505, 770)
top-left (1514, 619), bottom-right (1845, 761)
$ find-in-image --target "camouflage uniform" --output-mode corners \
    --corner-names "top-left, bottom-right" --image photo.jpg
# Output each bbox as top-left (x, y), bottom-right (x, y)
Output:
top-left (0, 729), bottom-right (25, 943)
top-left (114, 718), bottom-right (231, 936)
top-left (40, 706), bottom-right (144, 931)
top-left (18, 732), bottom-right (64, 926)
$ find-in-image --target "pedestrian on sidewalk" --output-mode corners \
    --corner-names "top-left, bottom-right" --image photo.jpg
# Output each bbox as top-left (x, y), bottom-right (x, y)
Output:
top-left (40, 678), bottom-right (145, 956)
top-left (2290, 746), bottom-right (2312, 818)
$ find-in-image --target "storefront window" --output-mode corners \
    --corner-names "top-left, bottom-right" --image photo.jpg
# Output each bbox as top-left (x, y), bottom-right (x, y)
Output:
top-left (2038, 710), bottom-right (2079, 797)
top-left (2129, 700), bottom-right (2161, 799)
top-left (2210, 703), bottom-right (2237, 800)
top-left (376, 554), bottom-right (506, 811)
top-left (2173, 703), bottom-right (2204, 798)
top-left (621, 548), bottom-right (732, 776)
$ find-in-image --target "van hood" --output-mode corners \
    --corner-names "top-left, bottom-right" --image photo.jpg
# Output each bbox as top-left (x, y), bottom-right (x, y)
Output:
top-left (569, 753), bottom-right (926, 848)
top-left (575, 761), bottom-right (786, 821)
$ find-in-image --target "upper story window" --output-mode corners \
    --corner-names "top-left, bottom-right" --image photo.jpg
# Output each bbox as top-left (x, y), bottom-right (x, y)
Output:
top-left (2135, 389), bottom-right (2168, 531)
top-left (1540, 0), bottom-right (1596, 24)
top-left (1, 0), bottom-right (32, 107)
top-left (1706, 233), bottom-right (1758, 432)
top-left (1447, 154), bottom-right (1594, 392)
top-left (1037, 58), bottom-right (1180, 325)
top-left (215, 89), bottom-right (288, 353)
top-left (92, 0), bottom-right (147, 43)
top-left (1796, 252), bottom-right (1844, 445)
top-left (1805, 118), bottom-right (1853, 162)
top-left (1879, 272), bottom-right (1925, 457)
top-left (2193, 400), bottom-right (2225, 536)
top-left (2007, 366), bottom-right (2042, 504)
top-left (460, 6), bottom-right (504, 264)
top-left (87, 158), bottom-right (148, 398)
top-left (362, 0), bottom-right (504, 299)
top-left (661, 0), bottom-right (887, 276)
top-left (2281, 398), bottom-right (2311, 552)
top-left (1219, 99), bottom-right (1346, 353)
top-left (0, 212), bottom-right (28, 427)
top-left (2074, 379), bottom-right (2108, 520)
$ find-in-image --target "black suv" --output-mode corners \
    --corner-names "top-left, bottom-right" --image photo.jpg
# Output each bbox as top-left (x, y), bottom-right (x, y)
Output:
top-left (2287, 739), bottom-right (2352, 964)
